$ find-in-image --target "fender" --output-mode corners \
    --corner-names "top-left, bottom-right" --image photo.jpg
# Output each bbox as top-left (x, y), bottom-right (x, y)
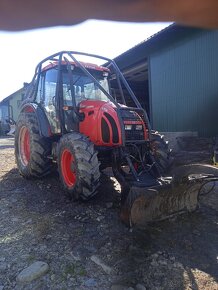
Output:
top-left (20, 103), bottom-right (52, 137)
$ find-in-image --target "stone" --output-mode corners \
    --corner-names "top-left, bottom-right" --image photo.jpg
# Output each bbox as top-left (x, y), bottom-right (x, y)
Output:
top-left (111, 285), bottom-right (127, 290)
top-left (193, 230), bottom-right (200, 236)
top-left (106, 202), bottom-right (113, 209)
top-left (70, 252), bottom-right (81, 261)
top-left (169, 256), bottom-right (176, 262)
top-left (173, 262), bottom-right (184, 269)
top-left (136, 283), bottom-right (147, 290)
top-left (158, 260), bottom-right (168, 266)
top-left (16, 261), bottom-right (49, 283)
top-left (84, 278), bottom-right (97, 287)
top-left (151, 253), bottom-right (158, 259)
top-left (90, 255), bottom-right (113, 274)
top-left (0, 263), bottom-right (7, 272)
top-left (0, 286), bottom-right (4, 290)
top-left (96, 215), bottom-right (105, 222)
top-left (150, 260), bottom-right (158, 267)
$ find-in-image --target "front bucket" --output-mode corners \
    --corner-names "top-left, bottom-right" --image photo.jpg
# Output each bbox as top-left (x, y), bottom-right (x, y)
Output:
top-left (120, 164), bottom-right (218, 227)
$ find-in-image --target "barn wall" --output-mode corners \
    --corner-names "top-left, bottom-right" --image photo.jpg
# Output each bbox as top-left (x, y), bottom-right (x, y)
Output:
top-left (149, 30), bottom-right (218, 137)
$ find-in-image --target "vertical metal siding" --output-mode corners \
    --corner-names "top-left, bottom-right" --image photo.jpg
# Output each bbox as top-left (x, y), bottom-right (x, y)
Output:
top-left (150, 30), bottom-right (218, 137)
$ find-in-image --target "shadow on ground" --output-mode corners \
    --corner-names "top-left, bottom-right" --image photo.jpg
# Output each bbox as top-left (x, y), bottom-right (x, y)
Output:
top-left (0, 166), bottom-right (217, 289)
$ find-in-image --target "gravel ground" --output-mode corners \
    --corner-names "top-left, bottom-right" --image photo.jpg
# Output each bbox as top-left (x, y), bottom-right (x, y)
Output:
top-left (0, 136), bottom-right (218, 290)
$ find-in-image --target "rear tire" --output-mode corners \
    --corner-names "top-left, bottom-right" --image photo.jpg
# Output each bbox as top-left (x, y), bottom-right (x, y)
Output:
top-left (150, 131), bottom-right (173, 175)
top-left (15, 113), bottom-right (52, 178)
top-left (57, 133), bottom-right (100, 200)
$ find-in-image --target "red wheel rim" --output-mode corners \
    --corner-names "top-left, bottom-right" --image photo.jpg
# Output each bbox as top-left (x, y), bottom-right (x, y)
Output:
top-left (61, 149), bottom-right (76, 187)
top-left (19, 126), bottom-right (30, 166)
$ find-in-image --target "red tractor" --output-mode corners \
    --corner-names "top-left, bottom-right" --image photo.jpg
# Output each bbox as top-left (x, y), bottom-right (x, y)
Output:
top-left (15, 51), bottom-right (218, 227)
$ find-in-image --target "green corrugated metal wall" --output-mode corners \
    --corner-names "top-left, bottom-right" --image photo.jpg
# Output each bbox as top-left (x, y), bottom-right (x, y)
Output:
top-left (149, 30), bottom-right (218, 137)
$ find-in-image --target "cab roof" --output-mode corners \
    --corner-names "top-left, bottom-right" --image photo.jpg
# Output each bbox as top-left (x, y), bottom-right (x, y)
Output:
top-left (42, 61), bottom-right (110, 73)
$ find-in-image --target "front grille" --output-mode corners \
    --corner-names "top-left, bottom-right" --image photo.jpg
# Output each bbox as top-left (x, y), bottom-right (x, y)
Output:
top-left (125, 125), bottom-right (145, 141)
top-left (120, 109), bottom-right (146, 141)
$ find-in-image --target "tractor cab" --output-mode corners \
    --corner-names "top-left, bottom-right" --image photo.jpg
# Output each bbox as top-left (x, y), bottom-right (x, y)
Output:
top-left (35, 59), bottom-right (111, 135)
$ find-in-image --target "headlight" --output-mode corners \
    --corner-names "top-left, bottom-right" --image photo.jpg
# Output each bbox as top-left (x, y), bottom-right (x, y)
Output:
top-left (136, 125), bottom-right (143, 130)
top-left (125, 124), bottom-right (132, 130)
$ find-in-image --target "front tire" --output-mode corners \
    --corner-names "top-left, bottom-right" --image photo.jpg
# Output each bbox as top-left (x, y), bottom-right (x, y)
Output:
top-left (15, 112), bottom-right (52, 178)
top-left (57, 133), bottom-right (100, 200)
top-left (150, 131), bottom-right (173, 175)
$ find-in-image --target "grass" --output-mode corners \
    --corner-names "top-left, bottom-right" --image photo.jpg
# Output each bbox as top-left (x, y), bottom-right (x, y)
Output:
top-left (62, 263), bottom-right (87, 279)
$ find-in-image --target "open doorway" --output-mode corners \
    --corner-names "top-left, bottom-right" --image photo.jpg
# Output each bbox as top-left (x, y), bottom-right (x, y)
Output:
top-left (110, 60), bottom-right (150, 117)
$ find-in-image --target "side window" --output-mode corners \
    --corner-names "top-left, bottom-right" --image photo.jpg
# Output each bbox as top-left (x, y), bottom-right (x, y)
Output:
top-left (63, 83), bottom-right (73, 106)
top-left (44, 69), bottom-right (58, 106)
top-left (36, 68), bottom-right (60, 134)
top-left (62, 71), bottom-right (76, 106)
top-left (36, 74), bottom-right (44, 104)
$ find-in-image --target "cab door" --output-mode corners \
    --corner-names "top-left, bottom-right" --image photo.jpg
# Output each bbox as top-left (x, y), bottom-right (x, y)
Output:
top-left (36, 68), bottom-right (61, 134)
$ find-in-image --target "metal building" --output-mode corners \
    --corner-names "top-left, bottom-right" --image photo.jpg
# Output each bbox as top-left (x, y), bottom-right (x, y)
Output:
top-left (114, 24), bottom-right (218, 137)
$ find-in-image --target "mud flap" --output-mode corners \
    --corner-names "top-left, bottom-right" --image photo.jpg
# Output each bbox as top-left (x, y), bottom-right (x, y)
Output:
top-left (120, 164), bottom-right (218, 227)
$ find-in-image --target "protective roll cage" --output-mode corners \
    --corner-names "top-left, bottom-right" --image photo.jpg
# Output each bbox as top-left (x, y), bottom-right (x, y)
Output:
top-left (24, 51), bottom-right (151, 145)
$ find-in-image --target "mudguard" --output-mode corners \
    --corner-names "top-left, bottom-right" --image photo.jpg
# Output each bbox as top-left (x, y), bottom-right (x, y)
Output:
top-left (20, 103), bottom-right (52, 137)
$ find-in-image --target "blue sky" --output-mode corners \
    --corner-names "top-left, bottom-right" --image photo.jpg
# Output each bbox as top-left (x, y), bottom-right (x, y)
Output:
top-left (0, 20), bottom-right (170, 101)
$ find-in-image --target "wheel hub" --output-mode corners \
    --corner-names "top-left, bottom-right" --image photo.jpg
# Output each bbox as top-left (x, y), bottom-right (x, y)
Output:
top-left (19, 126), bottom-right (30, 166)
top-left (61, 149), bottom-right (77, 187)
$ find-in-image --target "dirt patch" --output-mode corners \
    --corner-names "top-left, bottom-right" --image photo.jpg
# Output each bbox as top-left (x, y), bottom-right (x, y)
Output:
top-left (0, 137), bottom-right (218, 290)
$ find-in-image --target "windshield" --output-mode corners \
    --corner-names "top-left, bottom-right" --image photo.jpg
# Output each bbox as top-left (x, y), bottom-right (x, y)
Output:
top-left (62, 68), bottom-right (110, 106)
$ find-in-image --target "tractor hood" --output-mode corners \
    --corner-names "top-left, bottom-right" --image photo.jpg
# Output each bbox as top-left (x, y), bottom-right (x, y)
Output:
top-left (79, 100), bottom-right (122, 146)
